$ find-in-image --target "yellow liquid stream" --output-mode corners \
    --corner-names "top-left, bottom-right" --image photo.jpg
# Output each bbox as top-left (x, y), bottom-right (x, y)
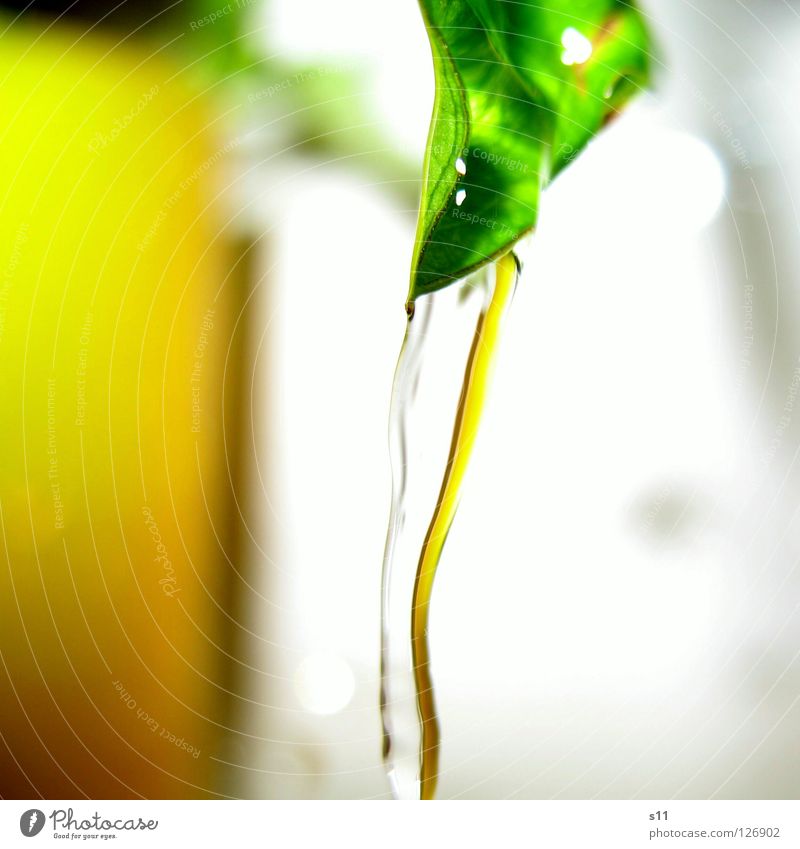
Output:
top-left (410, 251), bottom-right (517, 799)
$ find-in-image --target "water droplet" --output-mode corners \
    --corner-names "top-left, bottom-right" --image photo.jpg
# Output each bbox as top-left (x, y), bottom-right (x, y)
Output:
top-left (561, 27), bottom-right (593, 66)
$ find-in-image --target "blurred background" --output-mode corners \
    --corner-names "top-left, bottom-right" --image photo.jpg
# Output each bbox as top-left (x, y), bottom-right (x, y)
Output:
top-left (1, 0), bottom-right (800, 799)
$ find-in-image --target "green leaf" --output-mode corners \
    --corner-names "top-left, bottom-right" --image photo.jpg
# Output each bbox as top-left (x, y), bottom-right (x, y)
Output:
top-left (410, 0), bottom-right (652, 301)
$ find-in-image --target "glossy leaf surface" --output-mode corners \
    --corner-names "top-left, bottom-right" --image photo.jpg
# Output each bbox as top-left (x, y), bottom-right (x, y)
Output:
top-left (411, 0), bottom-right (652, 300)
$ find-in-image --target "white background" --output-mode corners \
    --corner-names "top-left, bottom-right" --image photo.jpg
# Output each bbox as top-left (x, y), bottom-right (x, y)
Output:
top-left (217, 0), bottom-right (800, 799)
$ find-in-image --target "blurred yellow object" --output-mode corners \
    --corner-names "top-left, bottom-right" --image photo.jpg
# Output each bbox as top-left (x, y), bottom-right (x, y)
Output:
top-left (0, 19), bottom-right (242, 797)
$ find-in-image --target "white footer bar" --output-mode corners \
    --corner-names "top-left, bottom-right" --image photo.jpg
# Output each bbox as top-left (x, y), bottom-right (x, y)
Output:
top-left (2, 800), bottom-right (798, 848)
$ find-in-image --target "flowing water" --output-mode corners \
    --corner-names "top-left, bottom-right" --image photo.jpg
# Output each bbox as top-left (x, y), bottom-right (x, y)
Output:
top-left (380, 251), bottom-right (518, 800)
